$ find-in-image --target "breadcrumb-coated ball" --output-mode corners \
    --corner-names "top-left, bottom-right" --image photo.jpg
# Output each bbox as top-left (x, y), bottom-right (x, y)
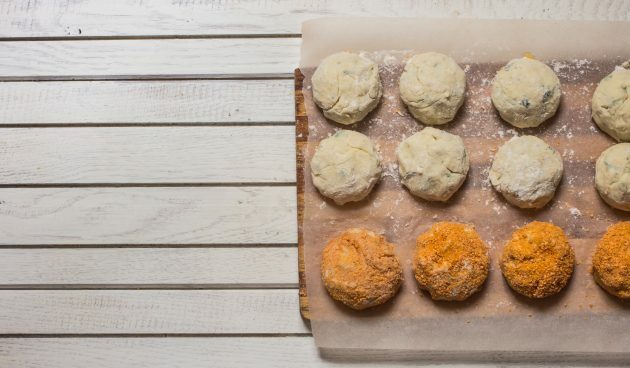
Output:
top-left (321, 228), bottom-right (402, 310)
top-left (414, 222), bottom-right (489, 301)
top-left (500, 221), bottom-right (574, 298)
top-left (592, 222), bottom-right (630, 299)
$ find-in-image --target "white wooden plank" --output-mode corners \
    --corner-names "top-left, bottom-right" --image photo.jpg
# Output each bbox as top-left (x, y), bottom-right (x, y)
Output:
top-left (0, 337), bottom-right (623, 368)
top-left (0, 80), bottom-right (294, 124)
top-left (0, 290), bottom-right (307, 334)
top-left (0, 338), bottom-right (394, 368)
top-left (0, 187), bottom-right (297, 245)
top-left (1, 0), bottom-right (628, 37)
top-left (0, 248), bottom-right (297, 287)
top-left (0, 127), bottom-right (295, 184)
top-left (0, 38), bottom-right (300, 79)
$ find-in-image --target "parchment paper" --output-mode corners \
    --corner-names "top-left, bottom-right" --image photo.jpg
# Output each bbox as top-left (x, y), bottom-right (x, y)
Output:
top-left (300, 18), bottom-right (630, 352)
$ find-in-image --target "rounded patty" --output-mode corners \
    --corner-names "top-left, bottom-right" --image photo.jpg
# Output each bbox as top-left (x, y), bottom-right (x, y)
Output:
top-left (595, 143), bottom-right (630, 211)
top-left (321, 228), bottom-right (402, 310)
top-left (489, 135), bottom-right (563, 209)
top-left (592, 221), bottom-right (630, 299)
top-left (591, 65), bottom-right (630, 142)
top-left (491, 57), bottom-right (561, 128)
top-left (310, 130), bottom-right (382, 205)
top-left (397, 127), bottom-right (469, 202)
top-left (311, 52), bottom-right (382, 125)
top-left (500, 221), bottom-right (575, 298)
top-left (399, 52), bottom-right (466, 125)
top-left (414, 222), bottom-right (489, 301)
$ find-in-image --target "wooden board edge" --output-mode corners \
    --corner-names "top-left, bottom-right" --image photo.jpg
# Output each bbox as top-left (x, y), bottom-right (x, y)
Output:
top-left (295, 68), bottom-right (310, 320)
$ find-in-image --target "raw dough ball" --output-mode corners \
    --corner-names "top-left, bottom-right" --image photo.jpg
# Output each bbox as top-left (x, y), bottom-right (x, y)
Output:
top-left (489, 135), bottom-right (563, 209)
top-left (592, 65), bottom-right (630, 142)
top-left (399, 52), bottom-right (466, 125)
top-left (414, 222), bottom-right (489, 301)
top-left (500, 222), bottom-right (574, 299)
top-left (310, 130), bottom-right (381, 205)
top-left (592, 221), bottom-right (630, 299)
top-left (311, 52), bottom-right (382, 125)
top-left (321, 228), bottom-right (403, 310)
top-left (595, 143), bottom-right (630, 211)
top-left (491, 57), bottom-right (561, 128)
top-left (397, 127), bottom-right (469, 201)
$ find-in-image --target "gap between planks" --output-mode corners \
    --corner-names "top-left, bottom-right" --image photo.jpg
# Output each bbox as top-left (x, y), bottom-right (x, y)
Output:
top-left (0, 183), bottom-right (296, 188)
top-left (0, 122), bottom-right (296, 128)
top-left (0, 76), bottom-right (296, 82)
top-left (0, 285), bottom-right (299, 290)
top-left (0, 244), bottom-right (297, 249)
top-left (0, 34), bottom-right (303, 42)
top-left (0, 333), bottom-right (312, 338)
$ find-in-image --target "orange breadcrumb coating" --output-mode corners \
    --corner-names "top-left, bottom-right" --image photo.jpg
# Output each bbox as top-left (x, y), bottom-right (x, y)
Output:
top-left (320, 228), bottom-right (402, 310)
top-left (414, 222), bottom-right (489, 301)
top-left (592, 221), bottom-right (630, 299)
top-left (500, 221), bottom-right (574, 298)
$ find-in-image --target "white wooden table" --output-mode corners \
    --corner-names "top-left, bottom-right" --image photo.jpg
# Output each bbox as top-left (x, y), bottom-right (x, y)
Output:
top-left (0, 1), bottom-right (628, 367)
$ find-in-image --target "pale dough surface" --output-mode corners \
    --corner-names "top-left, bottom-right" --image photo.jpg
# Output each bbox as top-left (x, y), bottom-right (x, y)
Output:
top-left (489, 135), bottom-right (563, 209)
top-left (310, 130), bottom-right (382, 205)
top-left (592, 64), bottom-right (630, 142)
top-left (399, 52), bottom-right (466, 125)
top-left (397, 127), bottom-right (469, 201)
top-left (491, 57), bottom-right (561, 128)
top-left (595, 143), bottom-right (630, 211)
top-left (311, 52), bottom-right (382, 125)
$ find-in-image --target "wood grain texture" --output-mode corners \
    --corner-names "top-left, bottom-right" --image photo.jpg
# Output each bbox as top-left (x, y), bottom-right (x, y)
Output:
top-left (0, 80), bottom-right (294, 124)
top-left (0, 127), bottom-right (295, 184)
top-left (0, 337), bottom-right (434, 368)
top-left (2, 337), bottom-right (628, 367)
top-left (294, 69), bottom-right (310, 320)
top-left (0, 38), bottom-right (300, 80)
top-left (0, 2), bottom-right (627, 367)
top-left (0, 187), bottom-right (297, 245)
top-left (0, 290), bottom-right (308, 334)
top-left (1, 0), bottom-right (628, 37)
top-left (0, 248), bottom-right (297, 287)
